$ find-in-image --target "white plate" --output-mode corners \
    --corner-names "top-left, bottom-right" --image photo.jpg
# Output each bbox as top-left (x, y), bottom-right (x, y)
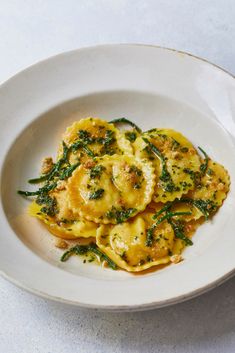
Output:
top-left (0, 44), bottom-right (235, 311)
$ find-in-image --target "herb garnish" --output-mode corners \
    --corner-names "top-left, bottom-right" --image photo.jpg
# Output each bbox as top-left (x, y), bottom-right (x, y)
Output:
top-left (17, 182), bottom-right (57, 196)
top-left (109, 117), bottom-right (142, 133)
top-left (143, 137), bottom-right (178, 192)
top-left (59, 162), bottom-right (80, 180)
top-left (60, 243), bottom-right (117, 270)
top-left (36, 194), bottom-right (58, 216)
top-left (72, 130), bottom-right (116, 156)
top-left (70, 139), bottom-right (94, 157)
top-left (172, 138), bottom-right (180, 150)
top-left (129, 165), bottom-right (142, 176)
top-left (168, 219), bottom-right (193, 246)
top-left (146, 211), bottom-right (192, 247)
top-left (90, 165), bottom-right (106, 179)
top-left (180, 198), bottom-right (217, 220)
top-left (125, 131), bottom-right (137, 142)
top-left (99, 130), bottom-right (116, 155)
top-left (89, 188), bottom-right (105, 200)
top-left (78, 130), bottom-right (95, 144)
top-left (19, 142), bottom-right (79, 197)
top-left (183, 168), bottom-right (201, 186)
top-left (198, 146), bottom-right (209, 175)
top-left (106, 206), bottom-right (137, 223)
top-left (152, 203), bottom-right (173, 220)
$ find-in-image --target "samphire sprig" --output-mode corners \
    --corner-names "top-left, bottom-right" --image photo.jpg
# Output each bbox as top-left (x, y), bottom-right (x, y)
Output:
top-left (109, 117), bottom-right (142, 133)
top-left (60, 243), bottom-right (117, 270)
top-left (146, 207), bottom-right (192, 247)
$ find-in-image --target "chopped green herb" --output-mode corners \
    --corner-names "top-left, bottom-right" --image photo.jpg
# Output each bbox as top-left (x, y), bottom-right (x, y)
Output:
top-left (172, 139), bottom-right (180, 150)
top-left (128, 165), bottom-right (142, 176)
top-left (180, 147), bottom-right (188, 153)
top-left (183, 168), bottom-right (201, 186)
top-left (81, 144), bottom-right (95, 158)
top-left (106, 206), bottom-right (137, 223)
top-left (180, 197), bottom-right (217, 220)
top-left (198, 146), bottom-right (209, 176)
top-left (99, 130), bottom-right (116, 155)
top-left (89, 188), bottom-right (105, 200)
top-left (78, 130), bottom-right (95, 144)
top-left (36, 193), bottom-right (58, 216)
top-left (71, 140), bottom-right (95, 158)
top-left (90, 165), bottom-right (106, 179)
top-left (146, 211), bottom-right (192, 246)
top-left (207, 168), bottom-right (214, 176)
top-left (125, 131), bottom-right (137, 142)
top-left (143, 137), bottom-right (178, 192)
top-left (152, 203), bottom-right (173, 219)
top-left (168, 219), bottom-right (193, 246)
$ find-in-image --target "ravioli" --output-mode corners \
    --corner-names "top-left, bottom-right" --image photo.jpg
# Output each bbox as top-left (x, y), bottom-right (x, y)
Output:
top-left (58, 117), bottom-right (133, 165)
top-left (29, 201), bottom-right (97, 240)
top-left (133, 129), bottom-right (201, 203)
top-left (96, 210), bottom-right (174, 272)
top-left (67, 154), bottom-right (155, 224)
top-left (174, 159), bottom-right (230, 220)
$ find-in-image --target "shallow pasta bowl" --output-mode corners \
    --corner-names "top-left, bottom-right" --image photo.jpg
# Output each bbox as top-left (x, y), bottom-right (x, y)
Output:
top-left (0, 44), bottom-right (235, 311)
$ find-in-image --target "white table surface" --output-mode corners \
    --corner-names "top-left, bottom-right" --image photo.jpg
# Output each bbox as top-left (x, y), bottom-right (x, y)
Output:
top-left (0, 1), bottom-right (235, 352)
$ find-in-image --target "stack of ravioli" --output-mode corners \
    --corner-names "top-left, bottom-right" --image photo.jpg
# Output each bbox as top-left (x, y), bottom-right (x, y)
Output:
top-left (26, 117), bottom-right (230, 272)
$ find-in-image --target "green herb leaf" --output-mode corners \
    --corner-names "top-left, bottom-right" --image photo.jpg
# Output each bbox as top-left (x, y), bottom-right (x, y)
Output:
top-left (59, 162), bottom-right (80, 180)
top-left (78, 130), bottom-right (95, 144)
top-left (109, 118), bottom-right (142, 133)
top-left (106, 206), bottom-right (137, 223)
top-left (146, 211), bottom-right (192, 246)
top-left (17, 182), bottom-right (57, 197)
top-left (60, 243), bottom-right (117, 270)
top-left (28, 172), bottom-right (53, 184)
top-left (198, 146), bottom-right (209, 176)
top-left (125, 131), bottom-right (137, 142)
top-left (143, 137), bottom-right (177, 192)
top-left (168, 219), bottom-right (193, 246)
top-left (36, 194), bottom-right (58, 216)
top-left (90, 165), bottom-right (106, 179)
top-left (180, 197), bottom-right (217, 220)
top-left (89, 188), bottom-right (105, 200)
top-left (152, 203), bottom-right (173, 219)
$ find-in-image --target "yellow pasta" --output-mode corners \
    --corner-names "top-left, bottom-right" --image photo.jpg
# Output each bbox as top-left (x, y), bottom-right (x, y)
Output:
top-left (58, 117), bottom-right (133, 164)
top-left (67, 154), bottom-right (155, 224)
top-left (133, 128), bottom-right (201, 203)
top-left (96, 210), bottom-right (174, 272)
top-left (29, 201), bottom-right (97, 240)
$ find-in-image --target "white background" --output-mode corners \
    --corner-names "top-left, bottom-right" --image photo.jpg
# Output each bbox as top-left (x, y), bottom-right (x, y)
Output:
top-left (0, 1), bottom-right (234, 352)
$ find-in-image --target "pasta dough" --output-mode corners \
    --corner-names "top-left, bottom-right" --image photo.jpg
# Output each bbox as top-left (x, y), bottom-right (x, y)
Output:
top-left (96, 210), bottom-right (174, 271)
top-left (58, 117), bottom-right (133, 164)
top-left (133, 129), bottom-right (201, 203)
top-left (67, 154), bottom-right (155, 224)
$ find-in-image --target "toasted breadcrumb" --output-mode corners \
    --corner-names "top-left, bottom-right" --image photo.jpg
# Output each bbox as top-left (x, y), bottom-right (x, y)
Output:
top-left (84, 159), bottom-right (96, 169)
top-left (41, 157), bottom-right (53, 174)
top-left (55, 180), bottom-right (66, 191)
top-left (170, 254), bottom-right (182, 264)
top-left (54, 239), bottom-right (68, 249)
